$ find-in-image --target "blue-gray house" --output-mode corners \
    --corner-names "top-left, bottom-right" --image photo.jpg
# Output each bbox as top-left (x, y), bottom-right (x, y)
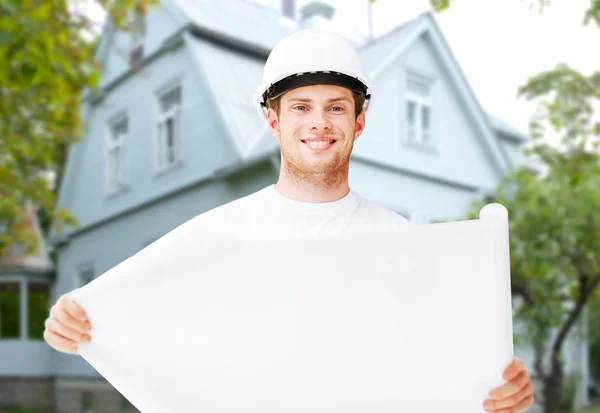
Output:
top-left (0, 0), bottom-right (591, 412)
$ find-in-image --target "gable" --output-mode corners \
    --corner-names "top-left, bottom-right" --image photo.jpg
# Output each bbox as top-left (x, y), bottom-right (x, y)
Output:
top-left (353, 33), bottom-right (499, 190)
top-left (96, 3), bottom-right (185, 89)
top-left (358, 11), bottom-right (510, 183)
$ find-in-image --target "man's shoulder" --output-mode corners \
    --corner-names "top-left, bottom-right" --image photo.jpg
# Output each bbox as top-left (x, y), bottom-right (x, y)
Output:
top-left (355, 194), bottom-right (411, 226)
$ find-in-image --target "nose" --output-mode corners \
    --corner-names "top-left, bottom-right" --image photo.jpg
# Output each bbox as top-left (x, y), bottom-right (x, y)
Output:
top-left (309, 109), bottom-right (332, 132)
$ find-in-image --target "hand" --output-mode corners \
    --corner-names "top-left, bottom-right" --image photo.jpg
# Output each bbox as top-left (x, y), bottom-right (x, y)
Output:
top-left (43, 290), bottom-right (92, 355)
top-left (483, 357), bottom-right (534, 412)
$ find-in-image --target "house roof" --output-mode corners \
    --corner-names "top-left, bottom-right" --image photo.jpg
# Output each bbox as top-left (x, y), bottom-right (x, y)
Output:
top-left (171, 0), bottom-right (294, 53)
top-left (358, 12), bottom-right (424, 74)
top-left (0, 202), bottom-right (54, 273)
top-left (186, 33), bottom-right (271, 158)
top-left (488, 113), bottom-right (529, 143)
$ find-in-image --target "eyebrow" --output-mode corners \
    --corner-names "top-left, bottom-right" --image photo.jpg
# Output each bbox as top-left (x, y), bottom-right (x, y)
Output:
top-left (286, 97), bottom-right (351, 104)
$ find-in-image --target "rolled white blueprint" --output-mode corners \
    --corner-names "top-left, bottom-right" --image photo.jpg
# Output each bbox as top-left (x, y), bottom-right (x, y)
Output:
top-left (70, 203), bottom-right (513, 413)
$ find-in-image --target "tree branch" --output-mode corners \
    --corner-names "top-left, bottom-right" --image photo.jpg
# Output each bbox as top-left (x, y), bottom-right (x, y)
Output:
top-left (512, 283), bottom-right (536, 307)
top-left (550, 270), bottom-right (593, 359)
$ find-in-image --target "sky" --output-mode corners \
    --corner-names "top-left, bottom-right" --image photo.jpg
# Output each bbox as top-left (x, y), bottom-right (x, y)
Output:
top-left (79, 0), bottom-right (600, 147)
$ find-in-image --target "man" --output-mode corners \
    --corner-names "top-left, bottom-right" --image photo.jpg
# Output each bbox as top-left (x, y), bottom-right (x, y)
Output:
top-left (44, 28), bottom-right (534, 412)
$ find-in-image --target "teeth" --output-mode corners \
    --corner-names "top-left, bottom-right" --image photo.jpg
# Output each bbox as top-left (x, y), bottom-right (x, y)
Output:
top-left (305, 140), bottom-right (332, 148)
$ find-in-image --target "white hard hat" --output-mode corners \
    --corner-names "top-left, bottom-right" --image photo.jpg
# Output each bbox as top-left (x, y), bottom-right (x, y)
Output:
top-left (254, 28), bottom-right (374, 120)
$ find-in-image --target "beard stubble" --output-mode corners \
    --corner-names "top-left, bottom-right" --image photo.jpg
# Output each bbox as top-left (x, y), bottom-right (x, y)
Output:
top-left (279, 132), bottom-right (354, 192)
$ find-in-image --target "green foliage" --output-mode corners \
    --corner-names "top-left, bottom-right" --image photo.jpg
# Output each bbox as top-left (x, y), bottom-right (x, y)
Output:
top-left (456, 47), bottom-right (600, 357)
top-left (0, 0), bottom-right (157, 260)
top-left (517, 63), bottom-right (600, 152)
top-left (429, 0), bottom-right (451, 12)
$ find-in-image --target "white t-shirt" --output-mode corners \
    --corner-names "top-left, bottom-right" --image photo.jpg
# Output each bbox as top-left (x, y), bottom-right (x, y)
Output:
top-left (190, 184), bottom-right (410, 240)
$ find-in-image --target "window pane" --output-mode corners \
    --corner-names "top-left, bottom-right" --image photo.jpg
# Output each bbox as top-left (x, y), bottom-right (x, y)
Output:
top-left (111, 119), bottom-right (128, 141)
top-left (407, 78), bottom-right (430, 97)
top-left (160, 86), bottom-right (181, 113)
top-left (28, 282), bottom-right (50, 340)
top-left (166, 117), bottom-right (175, 164)
top-left (0, 282), bottom-right (20, 339)
top-left (421, 106), bottom-right (430, 130)
top-left (421, 106), bottom-right (431, 144)
top-left (406, 101), bottom-right (416, 125)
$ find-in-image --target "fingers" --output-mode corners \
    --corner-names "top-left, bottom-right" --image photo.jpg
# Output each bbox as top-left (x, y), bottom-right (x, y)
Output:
top-left (485, 369), bottom-right (534, 412)
top-left (43, 329), bottom-right (79, 355)
top-left (498, 367), bottom-right (531, 399)
top-left (43, 293), bottom-right (92, 354)
top-left (46, 309), bottom-right (90, 342)
top-left (503, 357), bottom-right (525, 381)
top-left (51, 300), bottom-right (90, 335)
top-left (58, 293), bottom-right (88, 322)
top-left (493, 394), bottom-right (534, 413)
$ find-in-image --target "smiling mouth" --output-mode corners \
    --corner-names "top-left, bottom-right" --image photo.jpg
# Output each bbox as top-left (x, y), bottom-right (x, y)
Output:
top-left (301, 140), bottom-right (337, 150)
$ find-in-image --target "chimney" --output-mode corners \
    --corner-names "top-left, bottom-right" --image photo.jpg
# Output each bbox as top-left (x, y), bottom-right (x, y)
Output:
top-left (299, 0), bottom-right (335, 29)
top-left (282, 0), bottom-right (295, 19)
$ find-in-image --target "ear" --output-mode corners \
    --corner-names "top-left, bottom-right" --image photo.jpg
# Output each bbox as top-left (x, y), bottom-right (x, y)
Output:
top-left (267, 108), bottom-right (281, 143)
top-left (353, 110), bottom-right (366, 142)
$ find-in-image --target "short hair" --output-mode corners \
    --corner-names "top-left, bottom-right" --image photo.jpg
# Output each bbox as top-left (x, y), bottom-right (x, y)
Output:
top-left (266, 90), bottom-right (366, 119)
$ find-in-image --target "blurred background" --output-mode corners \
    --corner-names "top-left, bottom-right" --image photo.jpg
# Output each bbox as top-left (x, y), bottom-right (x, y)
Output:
top-left (0, 0), bottom-right (599, 412)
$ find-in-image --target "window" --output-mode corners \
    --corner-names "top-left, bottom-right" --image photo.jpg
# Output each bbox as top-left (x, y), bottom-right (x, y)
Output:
top-left (28, 282), bottom-right (50, 340)
top-left (405, 76), bottom-right (433, 145)
top-left (0, 281), bottom-right (51, 340)
top-left (107, 117), bottom-right (128, 193)
top-left (77, 264), bottom-right (95, 289)
top-left (0, 282), bottom-right (20, 339)
top-left (81, 391), bottom-right (96, 413)
top-left (406, 101), bottom-right (416, 141)
top-left (156, 85), bottom-right (182, 171)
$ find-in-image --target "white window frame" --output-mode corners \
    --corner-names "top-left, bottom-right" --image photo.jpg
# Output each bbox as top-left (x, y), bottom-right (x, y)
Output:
top-left (154, 83), bottom-right (182, 173)
top-left (405, 74), bottom-right (434, 146)
top-left (105, 114), bottom-right (128, 194)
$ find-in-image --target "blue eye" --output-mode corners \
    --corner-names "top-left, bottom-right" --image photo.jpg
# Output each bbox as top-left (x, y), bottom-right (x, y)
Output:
top-left (331, 106), bottom-right (343, 112)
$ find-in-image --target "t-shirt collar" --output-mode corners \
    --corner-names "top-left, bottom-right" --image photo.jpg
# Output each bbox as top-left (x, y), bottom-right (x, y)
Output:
top-left (267, 184), bottom-right (361, 215)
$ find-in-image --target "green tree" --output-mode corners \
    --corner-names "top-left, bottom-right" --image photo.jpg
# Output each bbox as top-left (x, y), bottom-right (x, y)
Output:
top-left (417, 0), bottom-right (600, 411)
top-left (459, 61), bottom-right (600, 412)
top-left (0, 0), bottom-right (157, 261)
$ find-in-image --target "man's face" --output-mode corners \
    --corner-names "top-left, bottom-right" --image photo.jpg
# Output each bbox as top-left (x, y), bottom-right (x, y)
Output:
top-left (267, 84), bottom-right (366, 188)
